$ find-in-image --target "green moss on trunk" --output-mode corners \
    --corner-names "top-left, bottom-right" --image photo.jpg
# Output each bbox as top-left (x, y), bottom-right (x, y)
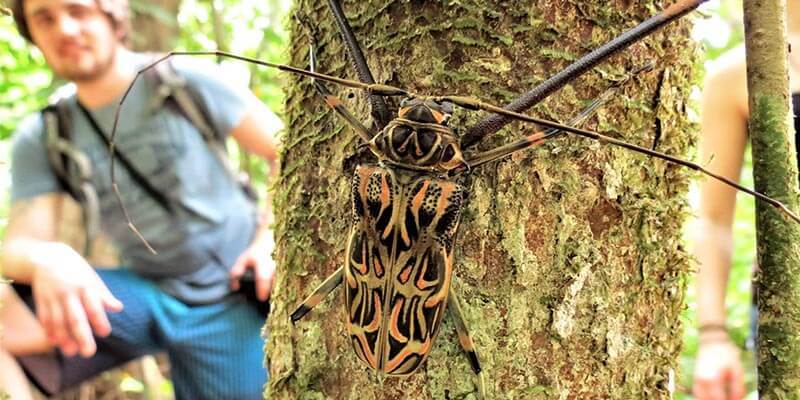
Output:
top-left (267, 1), bottom-right (696, 398)
top-left (743, 1), bottom-right (800, 397)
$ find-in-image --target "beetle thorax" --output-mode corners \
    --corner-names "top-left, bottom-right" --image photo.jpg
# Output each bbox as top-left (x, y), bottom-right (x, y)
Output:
top-left (370, 98), bottom-right (464, 171)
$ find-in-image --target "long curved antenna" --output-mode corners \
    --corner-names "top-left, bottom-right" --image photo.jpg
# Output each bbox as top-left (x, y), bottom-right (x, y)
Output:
top-left (296, 13), bottom-right (379, 148)
top-left (460, 0), bottom-right (709, 149)
top-left (151, 51), bottom-right (795, 224)
top-left (438, 94), bottom-right (800, 224)
top-left (108, 51), bottom-right (392, 249)
top-left (110, 51), bottom-right (800, 249)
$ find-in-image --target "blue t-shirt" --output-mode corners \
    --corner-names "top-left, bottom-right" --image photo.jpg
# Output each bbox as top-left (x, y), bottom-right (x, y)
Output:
top-left (10, 56), bottom-right (260, 304)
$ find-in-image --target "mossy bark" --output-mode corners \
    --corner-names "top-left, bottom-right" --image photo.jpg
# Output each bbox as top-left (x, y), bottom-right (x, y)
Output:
top-left (267, 1), bottom-right (697, 398)
top-left (743, 1), bottom-right (800, 397)
top-left (130, 0), bottom-right (181, 52)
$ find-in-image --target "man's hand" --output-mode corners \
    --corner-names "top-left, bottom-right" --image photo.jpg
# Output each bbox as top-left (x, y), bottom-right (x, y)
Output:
top-left (692, 338), bottom-right (746, 400)
top-left (30, 243), bottom-right (123, 358)
top-left (229, 233), bottom-right (276, 301)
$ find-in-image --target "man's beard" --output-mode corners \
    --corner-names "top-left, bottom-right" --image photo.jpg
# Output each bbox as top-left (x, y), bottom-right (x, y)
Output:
top-left (54, 45), bottom-right (116, 83)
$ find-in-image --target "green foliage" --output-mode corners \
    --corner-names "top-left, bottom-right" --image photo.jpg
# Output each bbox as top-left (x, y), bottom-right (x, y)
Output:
top-left (0, 16), bottom-right (53, 140)
top-left (175, 0), bottom-right (289, 112)
top-left (695, 0), bottom-right (745, 61)
top-left (174, 0), bottom-right (290, 190)
top-left (0, 0), bottom-right (290, 127)
top-left (0, 11), bottom-right (51, 242)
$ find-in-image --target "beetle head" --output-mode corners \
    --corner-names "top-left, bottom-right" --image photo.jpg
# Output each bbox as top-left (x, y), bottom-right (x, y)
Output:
top-left (398, 97), bottom-right (454, 126)
top-left (370, 97), bottom-right (464, 172)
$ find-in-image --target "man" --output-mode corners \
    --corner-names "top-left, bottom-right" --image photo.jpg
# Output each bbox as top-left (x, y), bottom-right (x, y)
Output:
top-left (0, 0), bottom-right (281, 398)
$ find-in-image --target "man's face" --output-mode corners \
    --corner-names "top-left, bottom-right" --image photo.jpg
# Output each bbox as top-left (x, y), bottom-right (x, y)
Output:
top-left (24, 0), bottom-right (120, 81)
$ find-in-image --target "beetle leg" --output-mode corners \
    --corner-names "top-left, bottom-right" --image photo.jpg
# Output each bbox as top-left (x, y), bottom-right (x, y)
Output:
top-left (425, 91), bottom-right (800, 223)
top-left (460, 0), bottom-right (709, 149)
top-left (463, 82), bottom-right (620, 171)
top-left (291, 267), bottom-right (344, 323)
top-left (326, 0), bottom-right (392, 129)
top-left (447, 287), bottom-right (485, 399)
top-left (460, 66), bottom-right (641, 171)
top-left (296, 13), bottom-right (383, 153)
top-left (463, 128), bottom-right (560, 172)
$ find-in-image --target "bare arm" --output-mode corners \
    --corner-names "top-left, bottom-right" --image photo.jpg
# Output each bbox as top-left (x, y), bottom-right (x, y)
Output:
top-left (692, 59), bottom-right (748, 400)
top-left (695, 60), bottom-right (749, 336)
top-left (2, 193), bottom-right (62, 283)
top-left (230, 104), bottom-right (281, 171)
top-left (1, 193), bottom-right (122, 358)
top-left (228, 103), bottom-right (282, 300)
top-left (230, 103), bottom-right (281, 225)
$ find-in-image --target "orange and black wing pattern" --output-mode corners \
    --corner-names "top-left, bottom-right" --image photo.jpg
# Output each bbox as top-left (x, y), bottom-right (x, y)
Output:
top-left (345, 165), bottom-right (400, 370)
top-left (345, 165), bottom-right (464, 375)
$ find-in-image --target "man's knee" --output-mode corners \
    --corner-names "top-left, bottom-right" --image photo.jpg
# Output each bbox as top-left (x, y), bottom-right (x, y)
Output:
top-left (0, 284), bottom-right (51, 355)
top-left (0, 345), bottom-right (36, 400)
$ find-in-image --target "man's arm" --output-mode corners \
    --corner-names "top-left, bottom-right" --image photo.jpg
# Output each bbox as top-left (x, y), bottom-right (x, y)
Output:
top-left (692, 59), bottom-right (748, 400)
top-left (2, 194), bottom-right (62, 283)
top-left (230, 105), bottom-right (281, 169)
top-left (1, 193), bottom-right (122, 358)
top-left (227, 103), bottom-right (281, 301)
top-left (230, 103), bottom-right (281, 226)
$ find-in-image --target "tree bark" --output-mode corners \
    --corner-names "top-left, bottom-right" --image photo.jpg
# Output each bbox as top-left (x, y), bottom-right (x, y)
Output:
top-left (130, 0), bottom-right (182, 52)
top-left (267, 1), bottom-right (697, 398)
top-left (743, 0), bottom-right (800, 397)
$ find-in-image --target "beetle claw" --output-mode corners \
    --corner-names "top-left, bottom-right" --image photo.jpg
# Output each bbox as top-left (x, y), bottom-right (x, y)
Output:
top-left (290, 306), bottom-right (310, 324)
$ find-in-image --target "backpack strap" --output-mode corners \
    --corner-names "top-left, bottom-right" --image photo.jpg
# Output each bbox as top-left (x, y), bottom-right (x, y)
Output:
top-left (76, 100), bottom-right (177, 216)
top-left (150, 58), bottom-right (257, 200)
top-left (152, 61), bottom-right (237, 176)
top-left (39, 59), bottom-right (257, 256)
top-left (43, 100), bottom-right (101, 255)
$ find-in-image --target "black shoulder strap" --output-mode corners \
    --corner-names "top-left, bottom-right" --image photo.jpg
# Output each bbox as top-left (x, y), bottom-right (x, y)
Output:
top-left (151, 58), bottom-right (219, 143)
top-left (150, 57), bottom-right (257, 200)
top-left (75, 100), bottom-right (177, 215)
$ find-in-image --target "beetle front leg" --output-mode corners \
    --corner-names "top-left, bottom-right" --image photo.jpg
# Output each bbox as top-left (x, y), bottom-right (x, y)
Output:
top-left (460, 0), bottom-right (709, 149)
top-left (462, 81), bottom-right (620, 171)
top-left (290, 266), bottom-right (344, 323)
top-left (296, 13), bottom-right (382, 153)
top-left (326, 0), bottom-right (392, 129)
top-left (447, 287), bottom-right (485, 399)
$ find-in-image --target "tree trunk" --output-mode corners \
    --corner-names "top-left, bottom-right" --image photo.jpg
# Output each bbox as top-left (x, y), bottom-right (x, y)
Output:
top-left (130, 0), bottom-right (182, 52)
top-left (743, 0), bottom-right (800, 397)
top-left (267, 1), bottom-right (697, 398)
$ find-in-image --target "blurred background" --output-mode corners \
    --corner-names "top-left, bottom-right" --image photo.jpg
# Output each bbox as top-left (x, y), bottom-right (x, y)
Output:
top-left (0, 0), bottom-right (758, 398)
top-left (684, 1), bottom-right (756, 399)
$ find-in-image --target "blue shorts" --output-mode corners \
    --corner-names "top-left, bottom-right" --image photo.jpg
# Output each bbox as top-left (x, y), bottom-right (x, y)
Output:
top-left (13, 268), bottom-right (267, 399)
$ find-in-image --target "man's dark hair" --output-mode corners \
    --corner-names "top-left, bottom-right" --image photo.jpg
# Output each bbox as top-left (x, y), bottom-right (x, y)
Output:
top-left (11, 0), bottom-right (131, 44)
